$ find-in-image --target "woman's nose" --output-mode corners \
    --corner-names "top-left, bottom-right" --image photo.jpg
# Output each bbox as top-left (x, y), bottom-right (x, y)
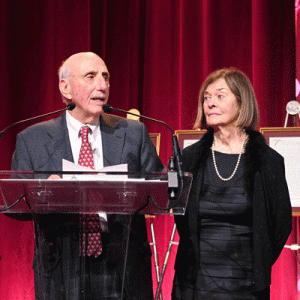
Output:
top-left (207, 97), bottom-right (216, 107)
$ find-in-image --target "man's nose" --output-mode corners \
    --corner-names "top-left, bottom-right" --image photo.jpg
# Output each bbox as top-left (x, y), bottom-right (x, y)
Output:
top-left (96, 76), bottom-right (109, 90)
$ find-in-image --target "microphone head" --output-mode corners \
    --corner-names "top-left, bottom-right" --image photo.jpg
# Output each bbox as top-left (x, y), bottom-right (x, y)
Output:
top-left (102, 104), bottom-right (113, 112)
top-left (67, 102), bottom-right (76, 111)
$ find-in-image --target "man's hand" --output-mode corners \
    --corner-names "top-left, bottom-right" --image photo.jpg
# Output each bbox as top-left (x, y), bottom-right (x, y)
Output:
top-left (48, 175), bottom-right (61, 180)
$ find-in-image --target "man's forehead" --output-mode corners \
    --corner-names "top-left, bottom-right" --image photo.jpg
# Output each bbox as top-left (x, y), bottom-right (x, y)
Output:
top-left (68, 53), bottom-right (108, 74)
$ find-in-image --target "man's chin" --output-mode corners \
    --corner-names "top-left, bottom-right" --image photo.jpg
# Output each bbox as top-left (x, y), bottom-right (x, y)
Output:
top-left (90, 106), bottom-right (105, 117)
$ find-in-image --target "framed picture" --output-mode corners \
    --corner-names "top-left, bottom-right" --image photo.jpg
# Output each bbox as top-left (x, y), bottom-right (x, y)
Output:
top-left (175, 129), bottom-right (207, 149)
top-left (260, 127), bottom-right (300, 214)
top-left (149, 133), bottom-right (161, 155)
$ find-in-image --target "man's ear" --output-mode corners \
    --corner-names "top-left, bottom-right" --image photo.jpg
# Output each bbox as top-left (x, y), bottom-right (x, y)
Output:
top-left (59, 79), bottom-right (72, 100)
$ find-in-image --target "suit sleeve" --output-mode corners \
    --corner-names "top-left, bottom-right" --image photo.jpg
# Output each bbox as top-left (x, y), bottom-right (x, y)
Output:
top-left (7, 133), bottom-right (34, 220)
top-left (11, 133), bottom-right (34, 171)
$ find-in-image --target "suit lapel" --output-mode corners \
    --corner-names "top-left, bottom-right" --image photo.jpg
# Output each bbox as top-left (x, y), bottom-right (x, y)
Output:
top-left (100, 113), bottom-right (125, 167)
top-left (45, 113), bottom-right (74, 171)
top-left (42, 112), bottom-right (127, 170)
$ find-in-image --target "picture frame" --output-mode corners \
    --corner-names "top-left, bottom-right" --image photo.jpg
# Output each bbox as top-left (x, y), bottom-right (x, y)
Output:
top-left (175, 129), bottom-right (207, 149)
top-left (260, 127), bottom-right (300, 215)
top-left (149, 133), bottom-right (161, 155)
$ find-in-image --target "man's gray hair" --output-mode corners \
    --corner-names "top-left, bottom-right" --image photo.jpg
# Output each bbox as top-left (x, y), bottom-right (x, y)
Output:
top-left (58, 61), bottom-right (71, 104)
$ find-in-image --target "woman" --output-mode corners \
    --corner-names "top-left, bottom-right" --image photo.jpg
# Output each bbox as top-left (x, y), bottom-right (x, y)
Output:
top-left (172, 68), bottom-right (292, 300)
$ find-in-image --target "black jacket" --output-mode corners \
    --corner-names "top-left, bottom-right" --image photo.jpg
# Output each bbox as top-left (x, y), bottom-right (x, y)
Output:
top-left (174, 129), bottom-right (292, 292)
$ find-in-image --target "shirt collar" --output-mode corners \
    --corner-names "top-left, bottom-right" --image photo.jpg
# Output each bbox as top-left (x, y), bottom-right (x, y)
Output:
top-left (66, 111), bottom-right (100, 137)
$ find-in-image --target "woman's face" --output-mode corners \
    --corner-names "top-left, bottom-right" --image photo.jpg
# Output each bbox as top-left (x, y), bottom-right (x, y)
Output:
top-left (203, 78), bottom-right (240, 130)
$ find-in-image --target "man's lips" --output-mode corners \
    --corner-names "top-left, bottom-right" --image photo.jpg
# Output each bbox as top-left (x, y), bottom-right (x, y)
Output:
top-left (91, 96), bottom-right (106, 101)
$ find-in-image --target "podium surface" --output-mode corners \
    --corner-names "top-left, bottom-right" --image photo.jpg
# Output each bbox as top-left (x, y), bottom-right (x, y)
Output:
top-left (0, 171), bottom-right (192, 215)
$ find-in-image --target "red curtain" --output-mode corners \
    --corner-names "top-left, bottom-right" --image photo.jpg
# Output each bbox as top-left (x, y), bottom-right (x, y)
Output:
top-left (0, 1), bottom-right (296, 299)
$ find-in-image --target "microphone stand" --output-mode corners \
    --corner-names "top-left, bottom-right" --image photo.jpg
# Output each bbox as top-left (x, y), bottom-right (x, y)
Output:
top-left (103, 104), bottom-right (184, 300)
top-left (0, 102), bottom-right (76, 139)
top-left (102, 104), bottom-right (184, 200)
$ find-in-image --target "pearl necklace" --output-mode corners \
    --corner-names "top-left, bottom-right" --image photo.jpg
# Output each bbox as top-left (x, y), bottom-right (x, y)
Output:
top-left (211, 130), bottom-right (247, 181)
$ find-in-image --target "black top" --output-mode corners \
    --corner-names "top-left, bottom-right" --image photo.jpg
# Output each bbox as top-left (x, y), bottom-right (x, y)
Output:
top-left (172, 151), bottom-right (257, 299)
top-left (197, 151), bottom-right (255, 299)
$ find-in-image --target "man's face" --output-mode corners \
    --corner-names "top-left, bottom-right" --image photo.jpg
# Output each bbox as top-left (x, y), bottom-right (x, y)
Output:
top-left (63, 53), bottom-right (110, 124)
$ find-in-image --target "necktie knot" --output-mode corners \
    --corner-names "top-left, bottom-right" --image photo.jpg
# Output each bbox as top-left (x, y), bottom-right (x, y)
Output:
top-left (79, 126), bottom-right (91, 139)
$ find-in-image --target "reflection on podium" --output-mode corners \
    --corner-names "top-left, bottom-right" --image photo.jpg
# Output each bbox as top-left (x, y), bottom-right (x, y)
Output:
top-left (0, 170), bottom-right (192, 299)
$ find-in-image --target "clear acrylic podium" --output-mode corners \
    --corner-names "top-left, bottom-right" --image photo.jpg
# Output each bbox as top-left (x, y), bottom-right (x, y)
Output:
top-left (0, 171), bottom-right (192, 215)
top-left (0, 170), bottom-right (192, 299)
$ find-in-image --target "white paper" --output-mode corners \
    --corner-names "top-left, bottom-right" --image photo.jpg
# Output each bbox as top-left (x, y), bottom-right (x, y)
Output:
top-left (62, 159), bottom-right (128, 181)
top-left (183, 139), bottom-right (199, 149)
top-left (269, 136), bottom-right (300, 207)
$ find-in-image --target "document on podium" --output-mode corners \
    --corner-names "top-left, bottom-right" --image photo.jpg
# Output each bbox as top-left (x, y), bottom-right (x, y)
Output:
top-left (62, 159), bottom-right (129, 181)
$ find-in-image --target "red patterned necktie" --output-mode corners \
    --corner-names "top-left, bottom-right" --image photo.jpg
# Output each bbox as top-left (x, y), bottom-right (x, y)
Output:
top-left (78, 126), bottom-right (102, 257)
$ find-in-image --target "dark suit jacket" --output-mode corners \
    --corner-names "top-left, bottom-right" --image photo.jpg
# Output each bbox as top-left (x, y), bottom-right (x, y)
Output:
top-left (11, 112), bottom-right (165, 299)
top-left (173, 129), bottom-right (292, 293)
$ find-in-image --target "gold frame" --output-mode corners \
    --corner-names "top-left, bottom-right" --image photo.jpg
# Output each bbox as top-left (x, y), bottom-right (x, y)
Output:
top-left (260, 127), bottom-right (300, 215)
top-left (149, 133), bottom-right (161, 155)
top-left (260, 126), bottom-right (300, 137)
top-left (175, 129), bottom-right (207, 149)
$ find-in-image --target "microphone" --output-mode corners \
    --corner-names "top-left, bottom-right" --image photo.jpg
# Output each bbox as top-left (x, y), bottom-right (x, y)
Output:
top-left (102, 104), bottom-right (183, 199)
top-left (0, 102), bottom-right (76, 139)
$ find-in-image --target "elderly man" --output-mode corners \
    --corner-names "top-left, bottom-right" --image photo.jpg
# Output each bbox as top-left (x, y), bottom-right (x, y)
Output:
top-left (11, 52), bottom-right (165, 299)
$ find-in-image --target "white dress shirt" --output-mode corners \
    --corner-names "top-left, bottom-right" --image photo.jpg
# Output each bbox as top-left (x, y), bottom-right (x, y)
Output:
top-left (66, 111), bottom-right (104, 169)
